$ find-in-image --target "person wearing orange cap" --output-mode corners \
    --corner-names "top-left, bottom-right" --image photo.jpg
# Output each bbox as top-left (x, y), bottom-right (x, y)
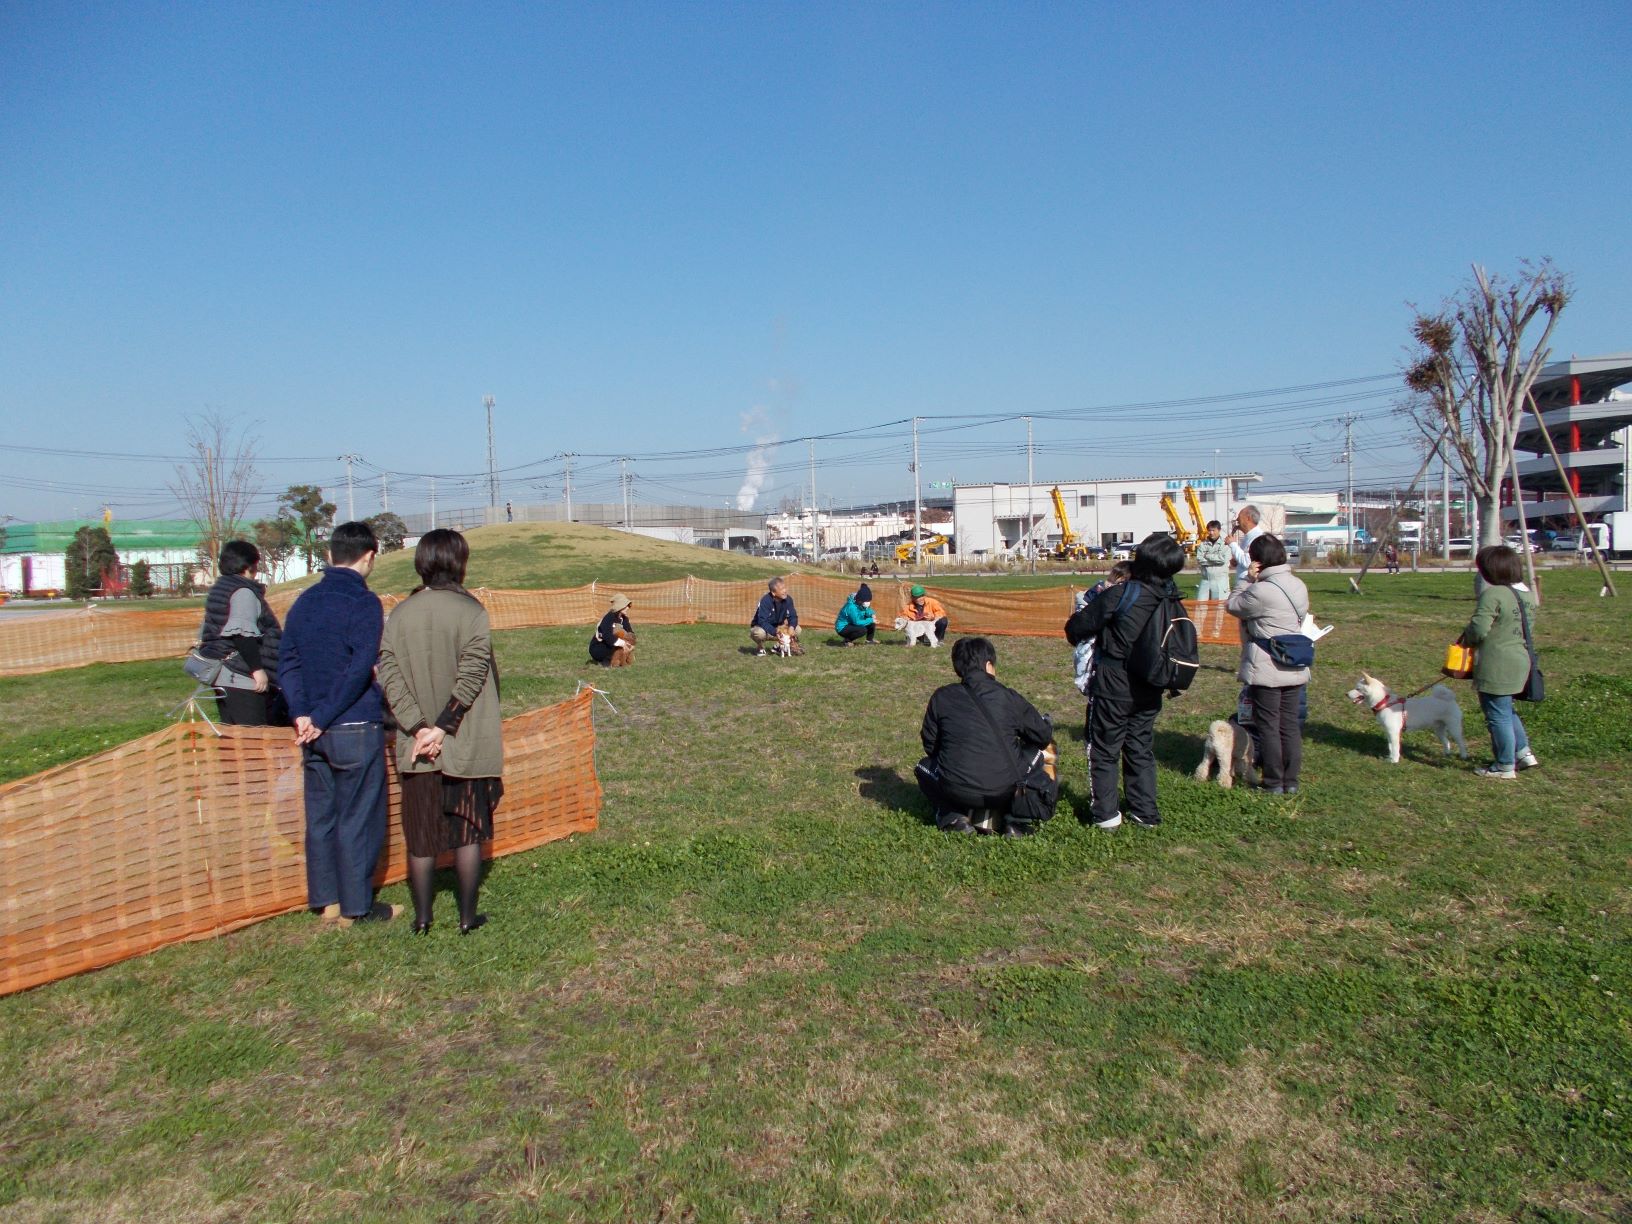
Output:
top-left (901, 585), bottom-right (948, 644)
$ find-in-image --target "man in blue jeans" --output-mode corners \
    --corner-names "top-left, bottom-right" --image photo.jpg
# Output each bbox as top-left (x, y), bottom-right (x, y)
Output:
top-left (277, 521), bottom-right (397, 924)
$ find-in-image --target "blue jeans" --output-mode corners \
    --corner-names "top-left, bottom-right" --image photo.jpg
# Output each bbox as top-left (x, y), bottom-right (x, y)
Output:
top-left (1477, 693), bottom-right (1530, 769)
top-left (302, 722), bottom-right (388, 917)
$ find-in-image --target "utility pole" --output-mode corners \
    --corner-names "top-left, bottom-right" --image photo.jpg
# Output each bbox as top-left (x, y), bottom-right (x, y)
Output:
top-left (484, 395), bottom-right (499, 510)
top-left (1338, 414), bottom-right (1357, 552)
top-left (381, 471), bottom-right (390, 514)
top-left (563, 454), bottom-right (576, 521)
top-left (911, 417), bottom-right (921, 568)
top-left (339, 453), bottom-right (358, 522)
top-left (429, 477), bottom-right (436, 529)
top-left (1026, 415), bottom-right (1035, 574)
top-left (808, 440), bottom-right (819, 559)
top-left (1440, 443), bottom-right (1451, 560)
top-left (620, 456), bottom-right (630, 528)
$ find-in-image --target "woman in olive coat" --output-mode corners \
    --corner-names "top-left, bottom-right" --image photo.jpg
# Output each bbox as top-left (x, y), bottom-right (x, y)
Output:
top-left (377, 530), bottom-right (503, 934)
top-left (1460, 545), bottom-right (1540, 780)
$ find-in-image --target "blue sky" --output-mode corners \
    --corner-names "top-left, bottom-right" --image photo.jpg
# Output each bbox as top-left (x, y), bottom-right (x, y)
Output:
top-left (2, 1), bottom-right (1627, 523)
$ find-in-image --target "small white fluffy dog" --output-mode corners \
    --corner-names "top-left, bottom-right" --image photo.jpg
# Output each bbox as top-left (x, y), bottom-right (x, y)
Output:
top-left (1194, 716), bottom-right (1257, 789)
top-left (893, 616), bottom-right (940, 648)
top-left (1346, 672), bottom-right (1468, 764)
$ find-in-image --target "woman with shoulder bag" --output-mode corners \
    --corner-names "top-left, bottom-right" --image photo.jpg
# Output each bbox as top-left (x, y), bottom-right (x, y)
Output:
top-left (1225, 534), bottom-right (1310, 794)
top-left (1460, 545), bottom-right (1540, 780)
top-left (376, 530), bottom-right (504, 934)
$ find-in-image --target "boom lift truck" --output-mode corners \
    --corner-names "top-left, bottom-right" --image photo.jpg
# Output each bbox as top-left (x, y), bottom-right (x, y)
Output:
top-left (1159, 485), bottom-right (1209, 554)
top-left (1048, 486), bottom-right (1096, 561)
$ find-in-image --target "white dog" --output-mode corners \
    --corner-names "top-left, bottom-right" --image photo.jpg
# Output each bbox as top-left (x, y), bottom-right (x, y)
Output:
top-left (893, 616), bottom-right (940, 648)
top-left (1346, 672), bottom-right (1468, 764)
top-left (1194, 716), bottom-right (1257, 789)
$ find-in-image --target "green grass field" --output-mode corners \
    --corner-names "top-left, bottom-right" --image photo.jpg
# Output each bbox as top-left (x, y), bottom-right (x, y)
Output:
top-left (2, 571), bottom-right (1629, 1221)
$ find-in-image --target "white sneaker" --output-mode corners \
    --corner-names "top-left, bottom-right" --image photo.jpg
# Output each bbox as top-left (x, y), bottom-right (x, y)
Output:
top-left (755, 648), bottom-right (767, 657)
top-left (1517, 750), bottom-right (1540, 771)
top-left (1091, 812), bottom-right (1123, 830)
top-left (1474, 765), bottom-right (1517, 780)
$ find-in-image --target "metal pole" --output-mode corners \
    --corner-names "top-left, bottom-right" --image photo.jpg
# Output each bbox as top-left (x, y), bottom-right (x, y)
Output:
top-left (429, 477), bottom-right (436, 529)
top-left (912, 417), bottom-right (921, 570)
top-left (808, 440), bottom-right (818, 560)
top-left (620, 457), bottom-right (630, 527)
top-left (484, 395), bottom-right (499, 509)
top-left (1440, 443), bottom-right (1450, 561)
top-left (1026, 415), bottom-right (1035, 574)
top-left (1343, 415), bottom-right (1356, 553)
top-left (381, 471), bottom-right (389, 514)
top-left (340, 454), bottom-right (357, 521)
top-left (564, 454), bottom-right (574, 521)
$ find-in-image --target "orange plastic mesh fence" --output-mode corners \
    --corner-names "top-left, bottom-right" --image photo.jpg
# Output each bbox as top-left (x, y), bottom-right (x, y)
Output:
top-left (0, 578), bottom-right (1238, 675)
top-left (0, 690), bottom-right (600, 997)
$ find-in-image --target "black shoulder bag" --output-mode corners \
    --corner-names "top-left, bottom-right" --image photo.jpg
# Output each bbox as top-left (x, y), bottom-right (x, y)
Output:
top-left (1513, 590), bottom-right (1544, 703)
top-left (961, 686), bottom-right (1058, 825)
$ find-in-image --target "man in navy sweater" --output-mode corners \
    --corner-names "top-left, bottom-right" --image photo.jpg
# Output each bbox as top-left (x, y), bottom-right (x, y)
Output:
top-left (277, 521), bottom-right (396, 924)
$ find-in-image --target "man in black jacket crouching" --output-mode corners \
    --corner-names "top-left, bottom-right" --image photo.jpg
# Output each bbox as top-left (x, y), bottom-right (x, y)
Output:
top-left (916, 637), bottom-right (1054, 837)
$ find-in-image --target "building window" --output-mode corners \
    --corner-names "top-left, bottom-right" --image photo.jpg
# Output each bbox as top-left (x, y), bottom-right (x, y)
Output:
top-left (1198, 490), bottom-right (1214, 504)
top-left (1233, 480), bottom-right (1252, 502)
top-left (1121, 493), bottom-right (1137, 506)
top-left (1079, 495), bottom-right (1094, 508)
top-left (1120, 532), bottom-right (1134, 543)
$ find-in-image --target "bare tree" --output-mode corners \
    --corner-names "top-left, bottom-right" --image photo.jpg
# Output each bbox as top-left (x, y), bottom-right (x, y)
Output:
top-left (1402, 261), bottom-right (1571, 546)
top-left (170, 412), bottom-right (263, 579)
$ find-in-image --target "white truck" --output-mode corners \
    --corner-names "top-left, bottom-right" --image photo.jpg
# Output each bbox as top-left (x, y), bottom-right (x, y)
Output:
top-left (1580, 513), bottom-right (1630, 560)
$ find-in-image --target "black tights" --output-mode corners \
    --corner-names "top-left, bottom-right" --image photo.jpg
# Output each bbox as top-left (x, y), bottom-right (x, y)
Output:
top-left (407, 843), bottom-right (483, 928)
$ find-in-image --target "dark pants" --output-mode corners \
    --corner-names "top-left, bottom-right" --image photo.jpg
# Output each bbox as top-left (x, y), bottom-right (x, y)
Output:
top-left (915, 759), bottom-right (1011, 826)
top-left (216, 685), bottom-right (270, 726)
top-left (302, 722), bottom-right (388, 917)
top-left (838, 623), bottom-right (875, 642)
top-left (1248, 684), bottom-right (1304, 789)
top-left (1087, 660), bottom-right (1163, 823)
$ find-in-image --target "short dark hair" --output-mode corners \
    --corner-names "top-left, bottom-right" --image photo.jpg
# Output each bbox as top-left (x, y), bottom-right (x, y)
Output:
top-left (1108, 560), bottom-right (1134, 582)
top-left (219, 539), bottom-right (260, 576)
top-left (1131, 532), bottom-right (1186, 582)
top-left (414, 528), bottom-right (469, 588)
top-left (1249, 533), bottom-right (1288, 568)
top-left (1476, 544), bottom-right (1523, 586)
top-left (952, 636), bottom-right (996, 680)
top-left (327, 521), bottom-right (378, 566)
top-left (1206, 520), bottom-right (1222, 531)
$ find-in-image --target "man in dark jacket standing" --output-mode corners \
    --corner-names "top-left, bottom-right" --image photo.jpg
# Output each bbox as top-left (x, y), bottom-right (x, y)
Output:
top-left (1066, 532), bottom-right (1187, 831)
top-left (277, 521), bottom-right (396, 924)
top-left (917, 637), bottom-right (1054, 836)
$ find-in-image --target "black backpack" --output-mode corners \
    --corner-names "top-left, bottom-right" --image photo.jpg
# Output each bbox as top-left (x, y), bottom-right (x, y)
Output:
top-left (1119, 581), bottom-right (1200, 695)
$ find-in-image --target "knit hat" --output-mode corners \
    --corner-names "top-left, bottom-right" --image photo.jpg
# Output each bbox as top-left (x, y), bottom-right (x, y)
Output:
top-left (609, 594), bottom-right (631, 612)
top-left (910, 584), bottom-right (926, 598)
top-left (856, 583), bottom-right (873, 604)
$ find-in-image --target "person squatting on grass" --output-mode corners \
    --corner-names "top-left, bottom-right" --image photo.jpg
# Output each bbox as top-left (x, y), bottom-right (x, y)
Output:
top-left (1065, 532), bottom-right (1188, 830)
top-left (901, 585), bottom-right (949, 644)
top-left (277, 521), bottom-right (398, 925)
top-left (1226, 533), bottom-right (1310, 795)
top-left (749, 576), bottom-right (799, 655)
top-left (1460, 544), bottom-right (1541, 780)
top-left (1070, 561), bottom-right (1133, 769)
top-left (916, 637), bottom-right (1054, 837)
top-left (835, 582), bottom-right (877, 645)
top-left (589, 593), bottom-right (635, 666)
top-left (198, 539), bottom-right (284, 727)
top-left (377, 529), bottom-right (504, 935)
top-left (1193, 520), bottom-right (1232, 601)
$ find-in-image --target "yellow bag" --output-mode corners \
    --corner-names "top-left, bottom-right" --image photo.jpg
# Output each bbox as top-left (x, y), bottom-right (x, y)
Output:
top-left (1442, 641), bottom-right (1476, 679)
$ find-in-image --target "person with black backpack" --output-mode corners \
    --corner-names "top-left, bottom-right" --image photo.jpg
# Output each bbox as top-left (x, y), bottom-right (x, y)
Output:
top-left (1065, 533), bottom-right (1193, 830)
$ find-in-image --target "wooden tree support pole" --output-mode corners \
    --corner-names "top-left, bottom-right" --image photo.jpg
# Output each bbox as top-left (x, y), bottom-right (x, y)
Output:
top-left (1526, 392), bottom-right (1617, 597)
top-left (1507, 445), bottom-right (1542, 604)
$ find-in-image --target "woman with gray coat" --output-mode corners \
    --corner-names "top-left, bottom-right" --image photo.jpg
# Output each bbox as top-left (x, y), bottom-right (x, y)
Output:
top-left (1226, 534), bottom-right (1310, 794)
top-left (377, 530), bottom-right (503, 934)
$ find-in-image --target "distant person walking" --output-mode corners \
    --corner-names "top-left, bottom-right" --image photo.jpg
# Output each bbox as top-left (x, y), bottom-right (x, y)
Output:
top-left (197, 539), bottom-right (283, 726)
top-left (277, 521), bottom-right (397, 925)
top-left (1460, 544), bottom-right (1541, 780)
top-left (835, 583), bottom-right (877, 645)
top-left (1193, 520), bottom-right (1231, 601)
top-left (377, 530), bottom-right (504, 934)
top-left (1226, 534), bottom-right (1310, 795)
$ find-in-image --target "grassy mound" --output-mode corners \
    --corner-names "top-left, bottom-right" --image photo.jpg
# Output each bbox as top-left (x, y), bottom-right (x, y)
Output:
top-left (277, 520), bottom-right (794, 595)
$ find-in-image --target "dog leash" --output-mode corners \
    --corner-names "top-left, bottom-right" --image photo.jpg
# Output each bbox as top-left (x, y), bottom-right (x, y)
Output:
top-left (1352, 675), bottom-right (1442, 713)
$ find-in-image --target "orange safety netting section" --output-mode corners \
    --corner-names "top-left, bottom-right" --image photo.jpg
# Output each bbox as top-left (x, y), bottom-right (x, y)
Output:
top-left (0, 690), bottom-right (600, 997)
top-left (0, 578), bottom-right (1238, 676)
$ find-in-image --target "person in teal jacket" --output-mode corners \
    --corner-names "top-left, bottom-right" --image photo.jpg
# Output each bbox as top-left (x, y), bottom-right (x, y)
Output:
top-left (835, 583), bottom-right (877, 645)
top-left (1461, 545), bottom-right (1540, 780)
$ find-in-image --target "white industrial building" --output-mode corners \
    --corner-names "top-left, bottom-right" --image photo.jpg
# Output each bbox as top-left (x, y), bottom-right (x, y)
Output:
top-left (952, 473), bottom-right (1264, 556)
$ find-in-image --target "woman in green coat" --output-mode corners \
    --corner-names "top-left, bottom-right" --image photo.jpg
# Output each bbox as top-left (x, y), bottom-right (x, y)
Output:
top-left (1460, 545), bottom-right (1540, 780)
top-left (377, 530), bottom-right (504, 933)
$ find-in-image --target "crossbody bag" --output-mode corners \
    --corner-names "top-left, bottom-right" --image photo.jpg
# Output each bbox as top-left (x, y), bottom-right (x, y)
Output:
top-left (1252, 580), bottom-right (1315, 670)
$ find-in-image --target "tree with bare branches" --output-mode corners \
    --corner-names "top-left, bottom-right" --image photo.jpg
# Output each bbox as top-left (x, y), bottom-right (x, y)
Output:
top-left (1402, 261), bottom-right (1571, 547)
top-left (170, 413), bottom-right (263, 579)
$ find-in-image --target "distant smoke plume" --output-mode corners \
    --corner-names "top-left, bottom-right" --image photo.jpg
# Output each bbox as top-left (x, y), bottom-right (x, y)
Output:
top-left (736, 407), bottom-right (779, 511)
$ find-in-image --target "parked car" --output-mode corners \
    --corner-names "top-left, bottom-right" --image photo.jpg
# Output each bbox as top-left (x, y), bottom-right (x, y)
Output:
top-left (1504, 532), bottom-right (1544, 554)
top-left (1447, 538), bottom-right (1473, 556)
top-left (1550, 533), bottom-right (1580, 552)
